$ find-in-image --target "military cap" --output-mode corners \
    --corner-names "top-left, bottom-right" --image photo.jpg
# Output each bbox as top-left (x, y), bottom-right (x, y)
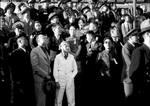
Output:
top-left (48, 12), bottom-right (58, 22)
top-left (12, 21), bottom-right (24, 30)
top-left (4, 2), bottom-right (16, 13)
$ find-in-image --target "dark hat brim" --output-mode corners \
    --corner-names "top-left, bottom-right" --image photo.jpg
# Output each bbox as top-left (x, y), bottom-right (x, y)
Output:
top-left (48, 13), bottom-right (58, 21)
top-left (139, 26), bottom-right (150, 36)
top-left (21, 8), bottom-right (30, 15)
top-left (12, 21), bottom-right (24, 30)
top-left (40, 0), bottom-right (48, 3)
top-left (16, 32), bottom-right (27, 39)
top-left (27, 0), bottom-right (36, 4)
top-left (126, 28), bottom-right (140, 38)
top-left (81, 6), bottom-right (90, 14)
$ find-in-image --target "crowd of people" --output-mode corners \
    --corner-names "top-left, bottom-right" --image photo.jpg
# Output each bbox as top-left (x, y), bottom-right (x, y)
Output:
top-left (1, 0), bottom-right (150, 106)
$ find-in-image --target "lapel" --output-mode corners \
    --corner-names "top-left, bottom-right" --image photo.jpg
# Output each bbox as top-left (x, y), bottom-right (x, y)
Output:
top-left (143, 44), bottom-right (150, 60)
top-left (38, 46), bottom-right (50, 63)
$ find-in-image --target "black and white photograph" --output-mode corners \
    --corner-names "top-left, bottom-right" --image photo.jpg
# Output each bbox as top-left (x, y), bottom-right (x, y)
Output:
top-left (0, 0), bottom-right (150, 106)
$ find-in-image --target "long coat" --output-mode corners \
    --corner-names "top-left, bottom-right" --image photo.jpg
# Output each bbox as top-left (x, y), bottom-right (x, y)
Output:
top-left (30, 46), bottom-right (51, 106)
top-left (122, 42), bottom-right (136, 81)
top-left (129, 44), bottom-right (150, 104)
top-left (10, 48), bottom-right (34, 106)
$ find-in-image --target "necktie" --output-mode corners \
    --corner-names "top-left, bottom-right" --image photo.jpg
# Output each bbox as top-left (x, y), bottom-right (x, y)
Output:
top-left (41, 47), bottom-right (49, 60)
top-left (64, 53), bottom-right (68, 59)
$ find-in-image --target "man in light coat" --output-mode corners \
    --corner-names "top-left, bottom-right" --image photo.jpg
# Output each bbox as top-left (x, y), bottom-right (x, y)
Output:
top-left (53, 41), bottom-right (78, 106)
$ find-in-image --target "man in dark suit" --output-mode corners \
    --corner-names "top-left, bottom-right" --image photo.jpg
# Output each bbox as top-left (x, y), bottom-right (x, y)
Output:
top-left (10, 34), bottom-right (34, 106)
top-left (30, 34), bottom-right (51, 106)
top-left (83, 31), bottom-right (102, 105)
top-left (122, 29), bottom-right (139, 98)
top-left (129, 19), bottom-right (150, 105)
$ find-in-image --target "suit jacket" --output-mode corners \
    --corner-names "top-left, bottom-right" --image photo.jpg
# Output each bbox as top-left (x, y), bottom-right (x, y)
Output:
top-left (85, 41), bottom-right (102, 80)
top-left (10, 48), bottom-right (34, 104)
top-left (30, 46), bottom-right (51, 83)
top-left (129, 44), bottom-right (150, 88)
top-left (11, 48), bottom-right (32, 85)
top-left (97, 50), bottom-right (117, 80)
top-left (53, 53), bottom-right (77, 88)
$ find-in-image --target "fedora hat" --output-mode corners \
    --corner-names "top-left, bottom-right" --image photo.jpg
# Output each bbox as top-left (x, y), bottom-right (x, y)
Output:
top-left (126, 28), bottom-right (140, 38)
top-left (140, 19), bottom-right (150, 35)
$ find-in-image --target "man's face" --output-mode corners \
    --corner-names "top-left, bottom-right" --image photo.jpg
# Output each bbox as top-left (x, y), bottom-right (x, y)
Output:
top-left (89, 23), bottom-right (97, 32)
top-left (69, 26), bottom-right (76, 36)
top-left (34, 22), bottom-right (42, 31)
top-left (86, 33), bottom-right (93, 43)
top-left (6, 8), bottom-right (13, 14)
top-left (38, 35), bottom-right (49, 46)
top-left (78, 19), bottom-right (85, 29)
top-left (130, 36), bottom-right (138, 43)
top-left (69, 16), bottom-right (75, 24)
top-left (111, 28), bottom-right (120, 43)
top-left (51, 17), bottom-right (59, 24)
top-left (111, 35), bottom-right (120, 43)
top-left (21, 37), bottom-right (28, 47)
top-left (144, 32), bottom-right (150, 42)
top-left (53, 26), bottom-right (62, 38)
top-left (61, 42), bottom-right (70, 53)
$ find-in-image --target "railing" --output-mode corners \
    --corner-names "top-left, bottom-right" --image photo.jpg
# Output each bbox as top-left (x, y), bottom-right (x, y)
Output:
top-left (0, 0), bottom-right (148, 3)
